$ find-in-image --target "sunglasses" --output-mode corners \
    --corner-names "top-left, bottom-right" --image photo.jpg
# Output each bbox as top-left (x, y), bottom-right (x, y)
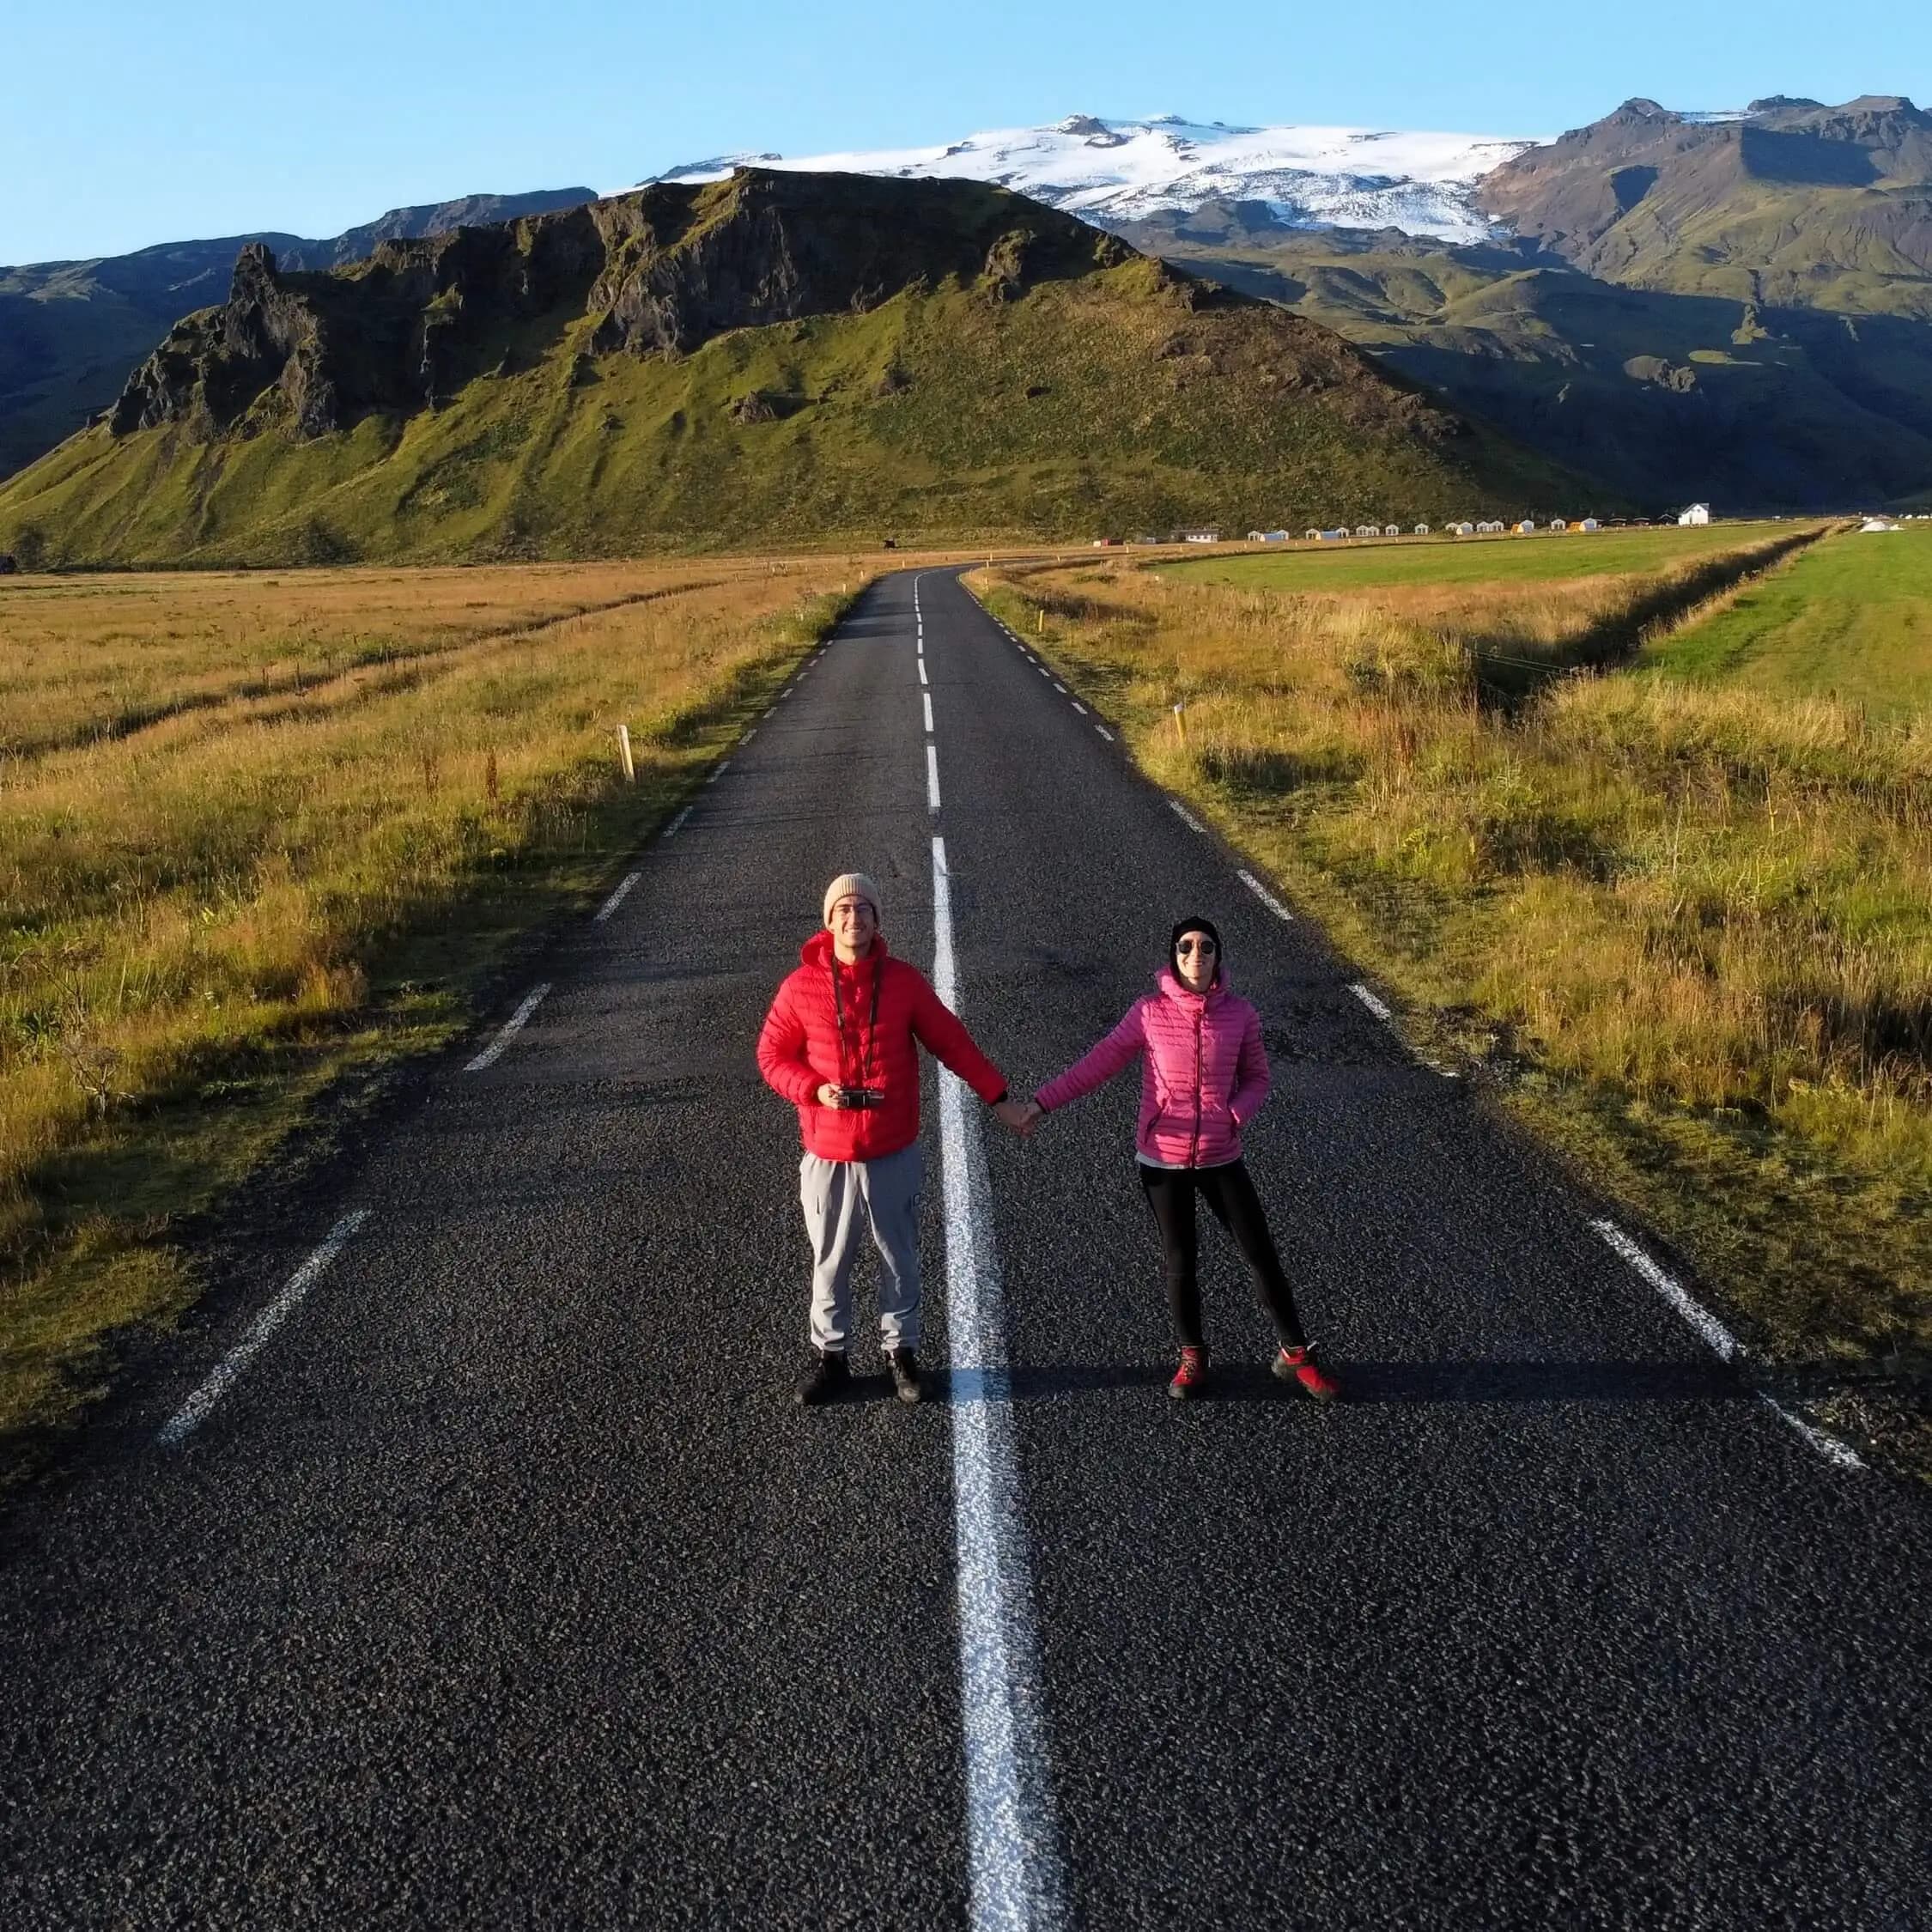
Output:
top-left (1176, 936), bottom-right (1218, 956)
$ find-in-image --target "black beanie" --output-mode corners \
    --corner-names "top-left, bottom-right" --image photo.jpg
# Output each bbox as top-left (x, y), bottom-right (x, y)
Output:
top-left (1170, 915), bottom-right (1222, 983)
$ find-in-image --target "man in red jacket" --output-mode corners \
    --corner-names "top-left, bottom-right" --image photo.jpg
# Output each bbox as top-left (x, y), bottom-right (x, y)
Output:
top-left (756, 872), bottom-right (1030, 1406)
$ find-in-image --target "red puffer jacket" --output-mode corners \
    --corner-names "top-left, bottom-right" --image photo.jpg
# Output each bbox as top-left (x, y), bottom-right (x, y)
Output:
top-left (756, 931), bottom-right (1008, 1161)
top-left (1033, 966), bottom-right (1270, 1168)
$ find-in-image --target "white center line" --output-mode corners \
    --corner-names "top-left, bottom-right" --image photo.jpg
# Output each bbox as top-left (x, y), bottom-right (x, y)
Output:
top-left (1240, 871), bottom-right (1295, 922)
top-left (933, 835), bottom-right (1067, 1929)
top-left (593, 871), bottom-right (641, 923)
top-left (1349, 981), bottom-right (1393, 1022)
top-left (465, 982), bottom-right (551, 1072)
top-left (665, 805), bottom-right (694, 837)
top-left (919, 659), bottom-right (930, 685)
top-left (158, 1210), bottom-right (370, 1445)
top-left (924, 693), bottom-right (936, 734)
top-left (927, 744), bottom-right (943, 811)
top-left (1170, 799), bottom-right (1207, 835)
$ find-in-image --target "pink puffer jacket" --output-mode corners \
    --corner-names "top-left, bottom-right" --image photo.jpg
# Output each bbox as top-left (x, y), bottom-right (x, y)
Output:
top-left (1034, 968), bottom-right (1270, 1168)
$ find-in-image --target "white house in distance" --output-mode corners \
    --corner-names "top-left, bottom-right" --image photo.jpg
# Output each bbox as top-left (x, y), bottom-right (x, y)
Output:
top-left (1679, 502), bottom-right (1712, 526)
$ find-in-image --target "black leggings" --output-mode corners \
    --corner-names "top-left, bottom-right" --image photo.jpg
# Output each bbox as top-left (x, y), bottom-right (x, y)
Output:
top-left (1139, 1158), bottom-right (1307, 1351)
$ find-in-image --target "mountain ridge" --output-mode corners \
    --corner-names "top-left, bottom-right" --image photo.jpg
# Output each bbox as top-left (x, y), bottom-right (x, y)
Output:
top-left (0, 170), bottom-right (1577, 567)
top-left (0, 186), bottom-right (598, 477)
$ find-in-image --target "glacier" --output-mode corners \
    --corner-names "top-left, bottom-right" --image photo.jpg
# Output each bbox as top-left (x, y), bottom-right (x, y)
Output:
top-left (646, 112), bottom-right (1546, 245)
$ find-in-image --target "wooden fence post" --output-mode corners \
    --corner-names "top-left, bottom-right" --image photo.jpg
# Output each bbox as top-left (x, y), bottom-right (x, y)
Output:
top-left (617, 725), bottom-right (635, 783)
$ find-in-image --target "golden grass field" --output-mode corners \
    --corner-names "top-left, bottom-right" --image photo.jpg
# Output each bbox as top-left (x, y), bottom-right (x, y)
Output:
top-left (0, 552), bottom-right (958, 1460)
top-left (974, 526), bottom-right (1931, 1469)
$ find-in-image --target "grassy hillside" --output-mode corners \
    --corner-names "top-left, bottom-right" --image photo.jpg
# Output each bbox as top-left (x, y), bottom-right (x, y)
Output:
top-left (0, 173), bottom-right (1581, 568)
top-left (1113, 215), bottom-right (1932, 511)
top-left (1476, 97), bottom-right (1932, 319)
top-left (1641, 524), bottom-right (1932, 714)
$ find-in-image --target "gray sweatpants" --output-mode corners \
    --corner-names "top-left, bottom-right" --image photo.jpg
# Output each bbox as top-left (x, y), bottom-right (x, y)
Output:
top-left (799, 1141), bottom-right (923, 1353)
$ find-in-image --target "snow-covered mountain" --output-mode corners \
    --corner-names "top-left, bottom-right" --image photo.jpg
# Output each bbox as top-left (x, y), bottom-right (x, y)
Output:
top-left (648, 113), bottom-right (1545, 244)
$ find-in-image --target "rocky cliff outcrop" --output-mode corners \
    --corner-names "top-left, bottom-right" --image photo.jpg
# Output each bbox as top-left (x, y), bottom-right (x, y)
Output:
top-left (106, 171), bottom-right (1131, 443)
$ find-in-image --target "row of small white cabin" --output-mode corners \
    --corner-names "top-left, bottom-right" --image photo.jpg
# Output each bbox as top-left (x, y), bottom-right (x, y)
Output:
top-left (1245, 519), bottom-right (1605, 543)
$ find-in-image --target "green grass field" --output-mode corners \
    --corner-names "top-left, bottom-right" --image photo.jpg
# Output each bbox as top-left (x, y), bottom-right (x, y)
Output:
top-left (1641, 526), bottom-right (1932, 717)
top-left (1170, 522), bottom-right (1795, 592)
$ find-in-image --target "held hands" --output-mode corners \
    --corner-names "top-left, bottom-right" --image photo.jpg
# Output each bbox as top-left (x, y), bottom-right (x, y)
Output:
top-left (993, 1097), bottom-right (1045, 1139)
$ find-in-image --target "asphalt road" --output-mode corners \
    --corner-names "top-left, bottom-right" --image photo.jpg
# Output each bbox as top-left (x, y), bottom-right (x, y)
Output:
top-left (3, 569), bottom-right (1929, 1929)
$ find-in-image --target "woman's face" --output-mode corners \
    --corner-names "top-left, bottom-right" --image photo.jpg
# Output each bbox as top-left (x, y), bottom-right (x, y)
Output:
top-left (1174, 931), bottom-right (1217, 991)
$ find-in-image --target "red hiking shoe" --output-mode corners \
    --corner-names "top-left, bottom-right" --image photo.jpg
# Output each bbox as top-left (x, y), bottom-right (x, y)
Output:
top-left (1168, 1346), bottom-right (1210, 1400)
top-left (1274, 1345), bottom-right (1342, 1404)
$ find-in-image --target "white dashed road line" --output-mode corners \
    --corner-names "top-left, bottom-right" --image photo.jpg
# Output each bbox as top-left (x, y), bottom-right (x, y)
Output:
top-left (1349, 981), bottom-right (1393, 1022)
top-left (932, 834), bottom-right (1068, 1929)
top-left (1238, 870), bottom-right (1294, 923)
top-left (1169, 799), bottom-right (1207, 835)
top-left (665, 805), bottom-right (694, 837)
top-left (158, 1210), bottom-right (370, 1446)
top-left (465, 982), bottom-right (551, 1073)
top-left (1095, 726), bottom-right (1114, 742)
top-left (708, 760), bottom-right (731, 784)
top-left (1071, 702), bottom-right (1086, 715)
top-left (1760, 1398), bottom-right (1866, 1471)
top-left (1588, 1219), bottom-right (1740, 1361)
top-left (593, 871), bottom-right (641, 924)
top-left (924, 693), bottom-right (935, 734)
top-left (1587, 1220), bottom-right (1864, 1471)
top-left (919, 660), bottom-right (929, 685)
top-left (927, 744), bottom-right (943, 811)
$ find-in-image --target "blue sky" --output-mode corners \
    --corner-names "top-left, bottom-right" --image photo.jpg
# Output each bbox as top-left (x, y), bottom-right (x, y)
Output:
top-left (5, 0), bottom-right (1928, 263)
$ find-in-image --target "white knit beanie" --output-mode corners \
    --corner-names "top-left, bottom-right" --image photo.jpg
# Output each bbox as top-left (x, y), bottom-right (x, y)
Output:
top-left (823, 872), bottom-right (881, 926)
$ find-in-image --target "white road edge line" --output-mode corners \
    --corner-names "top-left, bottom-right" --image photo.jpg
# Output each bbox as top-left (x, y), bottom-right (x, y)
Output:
top-left (924, 693), bottom-right (936, 734)
top-left (1239, 870), bottom-right (1295, 923)
top-left (593, 871), bottom-right (641, 923)
top-left (1588, 1219), bottom-right (1741, 1362)
top-left (1051, 682), bottom-right (1066, 694)
top-left (665, 805), bottom-right (694, 837)
top-left (1349, 981), bottom-right (1393, 1022)
top-left (158, 1210), bottom-right (369, 1445)
top-left (1169, 799), bottom-right (1207, 835)
top-left (465, 982), bottom-right (551, 1072)
top-left (1759, 1394), bottom-right (1866, 1472)
top-left (708, 759), bottom-right (732, 784)
top-left (1589, 1222), bottom-right (1860, 1469)
top-left (1071, 702), bottom-right (1085, 715)
top-left (1095, 726), bottom-right (1113, 741)
top-left (927, 744), bottom-right (943, 812)
top-left (933, 835), bottom-right (1067, 1929)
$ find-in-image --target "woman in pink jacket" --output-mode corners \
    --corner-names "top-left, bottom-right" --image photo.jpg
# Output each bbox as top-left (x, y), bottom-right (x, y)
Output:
top-left (1024, 916), bottom-right (1341, 1403)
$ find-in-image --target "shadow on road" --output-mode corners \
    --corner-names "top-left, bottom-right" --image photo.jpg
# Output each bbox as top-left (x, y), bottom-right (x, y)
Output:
top-left (916, 1359), bottom-right (1750, 1406)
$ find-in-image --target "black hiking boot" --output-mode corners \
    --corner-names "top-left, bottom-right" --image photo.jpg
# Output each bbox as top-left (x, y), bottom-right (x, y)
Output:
top-left (887, 1349), bottom-right (921, 1406)
top-left (796, 1350), bottom-right (851, 1407)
